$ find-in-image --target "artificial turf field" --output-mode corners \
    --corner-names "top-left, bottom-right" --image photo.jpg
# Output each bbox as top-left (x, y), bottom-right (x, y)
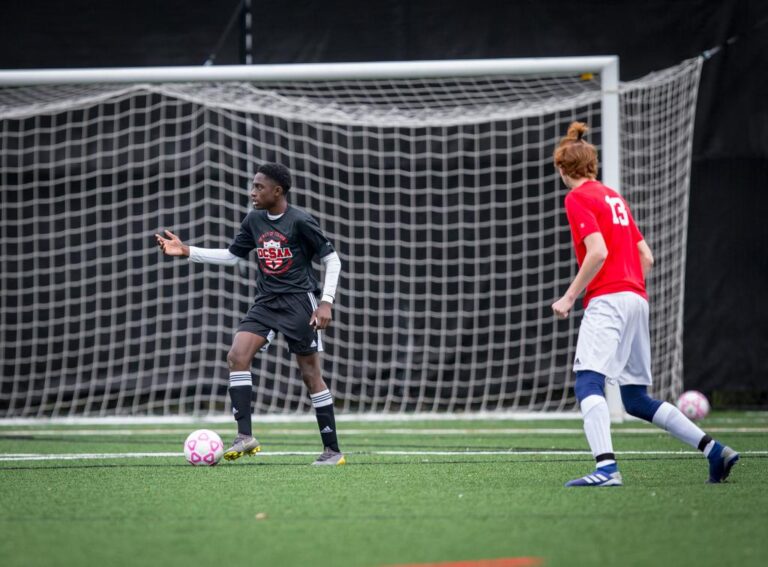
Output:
top-left (0, 412), bottom-right (765, 567)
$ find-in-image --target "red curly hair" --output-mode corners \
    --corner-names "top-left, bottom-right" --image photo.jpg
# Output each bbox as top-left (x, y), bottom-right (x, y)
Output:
top-left (553, 122), bottom-right (598, 180)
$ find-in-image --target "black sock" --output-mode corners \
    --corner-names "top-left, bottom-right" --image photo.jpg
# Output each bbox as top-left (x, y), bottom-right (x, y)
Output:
top-left (595, 452), bottom-right (616, 466)
top-left (698, 434), bottom-right (713, 452)
top-left (229, 371), bottom-right (253, 436)
top-left (310, 389), bottom-right (340, 452)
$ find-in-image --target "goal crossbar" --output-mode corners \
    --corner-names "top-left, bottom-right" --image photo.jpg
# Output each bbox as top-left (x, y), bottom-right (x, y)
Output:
top-left (0, 57), bottom-right (619, 84)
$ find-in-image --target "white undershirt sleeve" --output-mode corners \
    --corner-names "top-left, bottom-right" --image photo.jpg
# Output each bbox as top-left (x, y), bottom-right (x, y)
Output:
top-left (188, 246), bottom-right (241, 266)
top-left (320, 252), bottom-right (341, 304)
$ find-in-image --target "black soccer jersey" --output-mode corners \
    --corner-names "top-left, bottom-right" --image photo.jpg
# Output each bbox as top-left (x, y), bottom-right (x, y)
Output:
top-left (228, 205), bottom-right (335, 296)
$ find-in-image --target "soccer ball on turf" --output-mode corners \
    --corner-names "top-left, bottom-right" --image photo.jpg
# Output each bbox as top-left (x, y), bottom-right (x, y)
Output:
top-left (676, 390), bottom-right (710, 421)
top-left (184, 429), bottom-right (224, 466)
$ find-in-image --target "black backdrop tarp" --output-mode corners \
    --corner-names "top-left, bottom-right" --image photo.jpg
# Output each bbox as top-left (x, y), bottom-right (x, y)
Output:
top-left (1, 0), bottom-right (766, 404)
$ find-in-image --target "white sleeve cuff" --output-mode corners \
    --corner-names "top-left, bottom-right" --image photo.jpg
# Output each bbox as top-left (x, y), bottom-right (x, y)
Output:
top-left (320, 252), bottom-right (341, 303)
top-left (188, 247), bottom-right (241, 266)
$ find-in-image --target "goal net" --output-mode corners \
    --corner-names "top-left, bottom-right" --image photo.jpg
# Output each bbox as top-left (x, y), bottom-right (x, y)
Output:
top-left (0, 57), bottom-right (702, 417)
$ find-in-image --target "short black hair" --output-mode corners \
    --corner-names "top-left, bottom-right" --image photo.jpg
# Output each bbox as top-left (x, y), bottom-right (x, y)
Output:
top-left (257, 163), bottom-right (292, 194)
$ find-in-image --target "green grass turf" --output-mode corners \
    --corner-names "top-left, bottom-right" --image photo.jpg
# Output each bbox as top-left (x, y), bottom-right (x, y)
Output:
top-left (0, 413), bottom-right (766, 567)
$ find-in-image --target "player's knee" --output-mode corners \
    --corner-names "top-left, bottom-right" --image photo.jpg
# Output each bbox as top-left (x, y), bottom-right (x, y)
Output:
top-left (295, 356), bottom-right (322, 387)
top-left (227, 349), bottom-right (249, 371)
top-left (574, 370), bottom-right (606, 402)
top-left (620, 385), bottom-right (662, 422)
top-left (299, 365), bottom-right (320, 386)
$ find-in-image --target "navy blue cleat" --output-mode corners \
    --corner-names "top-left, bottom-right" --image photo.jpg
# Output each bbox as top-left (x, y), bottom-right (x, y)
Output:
top-left (565, 463), bottom-right (623, 487)
top-left (707, 442), bottom-right (739, 483)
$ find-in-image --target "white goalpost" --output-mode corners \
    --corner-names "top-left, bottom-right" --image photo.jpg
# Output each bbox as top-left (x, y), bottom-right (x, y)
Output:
top-left (0, 56), bottom-right (702, 418)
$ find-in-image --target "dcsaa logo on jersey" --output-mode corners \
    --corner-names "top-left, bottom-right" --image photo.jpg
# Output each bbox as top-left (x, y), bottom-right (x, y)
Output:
top-left (257, 231), bottom-right (293, 274)
top-left (260, 240), bottom-right (289, 269)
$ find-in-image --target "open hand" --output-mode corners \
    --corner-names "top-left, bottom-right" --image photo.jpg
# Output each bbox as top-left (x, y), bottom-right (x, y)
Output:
top-left (154, 229), bottom-right (188, 257)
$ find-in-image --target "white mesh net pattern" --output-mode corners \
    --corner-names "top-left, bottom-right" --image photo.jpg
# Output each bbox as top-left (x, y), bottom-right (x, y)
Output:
top-left (0, 58), bottom-right (701, 416)
top-left (620, 58), bottom-right (702, 404)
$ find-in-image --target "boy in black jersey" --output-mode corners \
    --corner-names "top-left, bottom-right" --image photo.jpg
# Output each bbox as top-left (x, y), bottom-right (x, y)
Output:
top-left (155, 163), bottom-right (344, 465)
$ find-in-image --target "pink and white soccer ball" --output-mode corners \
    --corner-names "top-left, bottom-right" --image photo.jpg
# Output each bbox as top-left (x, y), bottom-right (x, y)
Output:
top-left (184, 429), bottom-right (224, 466)
top-left (676, 390), bottom-right (710, 420)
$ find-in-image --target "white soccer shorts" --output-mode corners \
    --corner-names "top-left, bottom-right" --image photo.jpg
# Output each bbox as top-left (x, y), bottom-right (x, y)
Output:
top-left (573, 291), bottom-right (652, 385)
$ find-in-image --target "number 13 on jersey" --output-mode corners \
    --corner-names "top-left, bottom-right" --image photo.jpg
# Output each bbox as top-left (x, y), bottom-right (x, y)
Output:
top-left (605, 196), bottom-right (629, 226)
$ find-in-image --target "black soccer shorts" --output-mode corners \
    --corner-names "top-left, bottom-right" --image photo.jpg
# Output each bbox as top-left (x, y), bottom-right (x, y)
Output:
top-left (237, 292), bottom-right (323, 355)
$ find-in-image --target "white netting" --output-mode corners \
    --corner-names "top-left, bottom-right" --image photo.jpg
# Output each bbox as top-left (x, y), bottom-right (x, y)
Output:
top-left (0, 58), bottom-right (701, 416)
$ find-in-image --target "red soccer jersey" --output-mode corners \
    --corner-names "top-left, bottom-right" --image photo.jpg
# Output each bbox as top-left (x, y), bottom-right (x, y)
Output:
top-left (564, 180), bottom-right (648, 307)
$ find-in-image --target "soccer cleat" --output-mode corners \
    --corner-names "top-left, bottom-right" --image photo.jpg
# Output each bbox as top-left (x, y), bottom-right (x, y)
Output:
top-left (311, 447), bottom-right (346, 466)
top-left (565, 464), bottom-right (623, 487)
top-left (707, 442), bottom-right (740, 483)
top-left (223, 434), bottom-right (261, 462)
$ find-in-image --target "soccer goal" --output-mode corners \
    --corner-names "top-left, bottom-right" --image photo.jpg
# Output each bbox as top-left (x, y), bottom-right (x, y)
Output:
top-left (0, 56), bottom-right (702, 418)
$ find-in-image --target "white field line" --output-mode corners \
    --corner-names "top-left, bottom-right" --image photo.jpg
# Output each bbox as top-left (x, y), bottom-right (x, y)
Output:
top-left (0, 427), bottom-right (767, 437)
top-left (2, 413), bottom-right (766, 426)
top-left (0, 412), bottom-right (585, 425)
top-left (1, 450), bottom-right (767, 462)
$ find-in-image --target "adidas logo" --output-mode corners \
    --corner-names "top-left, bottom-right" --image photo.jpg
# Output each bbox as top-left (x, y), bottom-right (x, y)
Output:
top-left (575, 357), bottom-right (581, 365)
top-left (320, 426), bottom-right (334, 434)
top-left (310, 340), bottom-right (317, 347)
top-left (232, 407), bottom-right (239, 415)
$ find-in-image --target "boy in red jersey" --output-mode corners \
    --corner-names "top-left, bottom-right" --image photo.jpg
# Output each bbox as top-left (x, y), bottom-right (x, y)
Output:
top-left (552, 122), bottom-right (738, 486)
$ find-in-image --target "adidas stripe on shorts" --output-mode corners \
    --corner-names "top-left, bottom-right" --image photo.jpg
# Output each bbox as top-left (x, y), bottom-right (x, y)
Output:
top-left (237, 292), bottom-right (324, 355)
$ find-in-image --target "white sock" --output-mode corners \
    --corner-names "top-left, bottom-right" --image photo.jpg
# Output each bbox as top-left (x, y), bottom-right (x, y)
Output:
top-left (309, 389), bottom-right (333, 408)
top-left (652, 401), bottom-right (707, 449)
top-left (580, 395), bottom-right (614, 464)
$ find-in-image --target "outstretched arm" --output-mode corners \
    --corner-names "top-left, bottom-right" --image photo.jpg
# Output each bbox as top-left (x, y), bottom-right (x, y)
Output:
top-left (552, 232), bottom-right (608, 319)
top-left (155, 229), bottom-right (241, 266)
